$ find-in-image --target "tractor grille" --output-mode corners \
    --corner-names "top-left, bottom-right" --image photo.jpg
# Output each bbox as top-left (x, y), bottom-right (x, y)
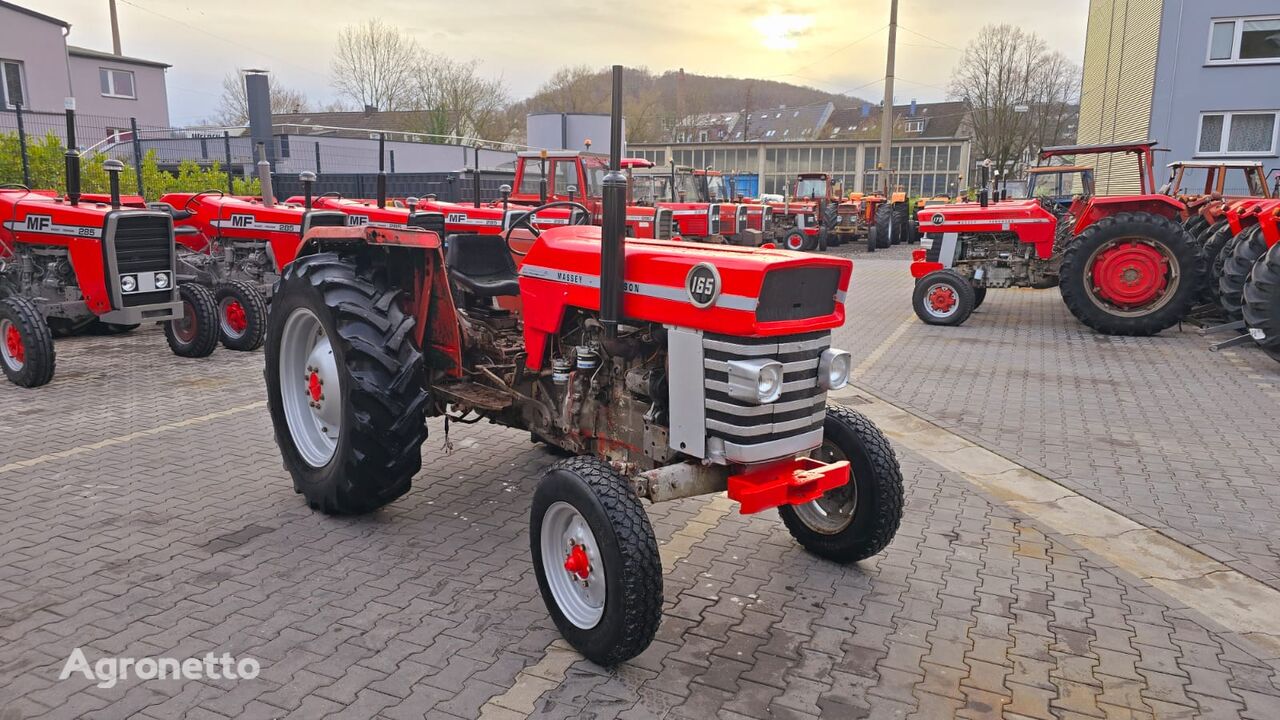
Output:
top-left (702, 331), bottom-right (829, 446)
top-left (756, 266), bottom-right (841, 322)
top-left (302, 211), bottom-right (345, 234)
top-left (708, 204), bottom-right (721, 236)
top-left (110, 213), bottom-right (173, 308)
top-left (656, 208), bottom-right (675, 239)
top-left (735, 205), bottom-right (749, 234)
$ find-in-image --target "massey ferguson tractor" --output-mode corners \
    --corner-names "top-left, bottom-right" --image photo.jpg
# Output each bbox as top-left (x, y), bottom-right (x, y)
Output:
top-left (629, 163), bottom-right (731, 244)
top-left (910, 142), bottom-right (1203, 336)
top-left (263, 67), bottom-right (903, 665)
top-left (1209, 200), bottom-right (1280, 357)
top-left (0, 120), bottom-right (215, 388)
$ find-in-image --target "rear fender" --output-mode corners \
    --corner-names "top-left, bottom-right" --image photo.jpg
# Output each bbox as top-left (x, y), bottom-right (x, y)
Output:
top-left (1072, 195), bottom-right (1185, 236)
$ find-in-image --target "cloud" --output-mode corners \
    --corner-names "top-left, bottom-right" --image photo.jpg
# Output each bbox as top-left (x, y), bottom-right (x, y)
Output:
top-left (752, 13), bottom-right (816, 50)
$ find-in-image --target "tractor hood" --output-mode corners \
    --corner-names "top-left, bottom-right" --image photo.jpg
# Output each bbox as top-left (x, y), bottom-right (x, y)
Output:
top-left (518, 225), bottom-right (851, 345)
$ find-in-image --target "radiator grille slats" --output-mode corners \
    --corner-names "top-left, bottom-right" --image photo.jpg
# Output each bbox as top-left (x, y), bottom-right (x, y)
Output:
top-left (110, 214), bottom-right (173, 308)
top-left (702, 331), bottom-right (828, 446)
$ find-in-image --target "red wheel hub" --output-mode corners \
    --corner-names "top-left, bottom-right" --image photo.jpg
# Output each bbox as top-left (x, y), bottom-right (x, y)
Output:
top-left (4, 325), bottom-right (23, 365)
top-left (563, 544), bottom-right (590, 579)
top-left (308, 371), bottom-right (323, 403)
top-left (224, 300), bottom-right (248, 333)
top-left (928, 286), bottom-right (957, 313)
top-left (1090, 241), bottom-right (1168, 308)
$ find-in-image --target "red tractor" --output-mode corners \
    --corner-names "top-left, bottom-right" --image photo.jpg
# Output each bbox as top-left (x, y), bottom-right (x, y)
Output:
top-left (768, 173), bottom-right (841, 252)
top-left (910, 142), bottom-right (1203, 335)
top-left (262, 68), bottom-right (903, 665)
top-left (1, 134), bottom-right (214, 388)
top-left (629, 163), bottom-right (736, 244)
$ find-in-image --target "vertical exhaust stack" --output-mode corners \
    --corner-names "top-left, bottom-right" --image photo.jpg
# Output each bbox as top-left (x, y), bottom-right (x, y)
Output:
top-left (599, 65), bottom-right (627, 341)
top-left (299, 171), bottom-right (316, 210)
top-left (473, 146), bottom-right (482, 209)
top-left (64, 108), bottom-right (81, 206)
top-left (256, 142), bottom-right (276, 208)
top-left (104, 159), bottom-right (124, 209)
top-left (377, 133), bottom-right (387, 209)
top-left (978, 161), bottom-right (990, 208)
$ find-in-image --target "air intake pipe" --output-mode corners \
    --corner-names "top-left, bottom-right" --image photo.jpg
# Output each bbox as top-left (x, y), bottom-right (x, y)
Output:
top-left (64, 108), bottom-right (81, 206)
top-left (300, 171), bottom-right (316, 210)
top-left (104, 159), bottom-right (124, 209)
top-left (599, 65), bottom-right (627, 340)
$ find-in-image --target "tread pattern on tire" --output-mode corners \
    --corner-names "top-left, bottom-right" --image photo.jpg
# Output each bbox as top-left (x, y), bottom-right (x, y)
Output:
top-left (1243, 242), bottom-right (1280, 354)
top-left (165, 283), bottom-right (220, 358)
top-left (1219, 225), bottom-right (1267, 319)
top-left (0, 296), bottom-right (56, 387)
top-left (216, 279), bottom-right (269, 351)
top-left (1058, 212), bottom-right (1203, 336)
top-left (1197, 221), bottom-right (1234, 304)
top-left (778, 405), bottom-right (904, 563)
top-left (268, 252), bottom-right (428, 515)
top-left (543, 455), bottom-right (662, 665)
top-left (912, 269), bottom-right (975, 326)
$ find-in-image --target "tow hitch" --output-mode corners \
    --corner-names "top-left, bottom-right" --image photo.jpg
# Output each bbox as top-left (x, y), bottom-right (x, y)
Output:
top-left (728, 457), bottom-right (851, 514)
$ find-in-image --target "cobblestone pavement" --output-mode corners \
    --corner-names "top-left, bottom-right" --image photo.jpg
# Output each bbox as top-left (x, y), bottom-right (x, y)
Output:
top-left (0, 243), bottom-right (1278, 719)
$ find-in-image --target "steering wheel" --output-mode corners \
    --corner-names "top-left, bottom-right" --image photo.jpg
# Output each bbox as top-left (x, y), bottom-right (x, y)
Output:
top-left (503, 201), bottom-right (593, 256)
top-left (183, 189), bottom-right (226, 213)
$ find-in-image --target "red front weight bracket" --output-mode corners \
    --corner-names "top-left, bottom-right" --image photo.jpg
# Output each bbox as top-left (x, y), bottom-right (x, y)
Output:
top-left (727, 457), bottom-right (851, 515)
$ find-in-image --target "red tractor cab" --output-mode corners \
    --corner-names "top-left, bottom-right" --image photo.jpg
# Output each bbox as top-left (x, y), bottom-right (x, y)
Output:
top-left (510, 151), bottom-right (675, 240)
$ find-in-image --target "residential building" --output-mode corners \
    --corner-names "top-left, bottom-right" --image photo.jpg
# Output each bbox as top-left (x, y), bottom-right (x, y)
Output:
top-left (631, 101), bottom-right (973, 197)
top-left (0, 0), bottom-right (171, 143)
top-left (1078, 0), bottom-right (1279, 193)
top-left (672, 112), bottom-right (739, 144)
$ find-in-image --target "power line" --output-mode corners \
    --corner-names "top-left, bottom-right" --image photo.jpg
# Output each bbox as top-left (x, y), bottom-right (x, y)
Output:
top-left (896, 25), bottom-right (965, 52)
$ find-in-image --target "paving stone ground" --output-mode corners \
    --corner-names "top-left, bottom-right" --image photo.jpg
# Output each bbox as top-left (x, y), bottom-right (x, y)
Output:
top-left (0, 242), bottom-right (1278, 719)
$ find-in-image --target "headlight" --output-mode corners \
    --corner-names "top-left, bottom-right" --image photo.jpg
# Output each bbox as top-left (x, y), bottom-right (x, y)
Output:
top-left (120, 274), bottom-right (138, 293)
top-left (818, 348), bottom-right (852, 390)
top-left (726, 358), bottom-right (785, 404)
top-left (153, 272), bottom-right (170, 289)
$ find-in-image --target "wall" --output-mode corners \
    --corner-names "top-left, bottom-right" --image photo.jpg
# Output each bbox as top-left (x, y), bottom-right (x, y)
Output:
top-left (527, 113), bottom-right (621, 155)
top-left (1150, 0), bottom-right (1280, 188)
top-left (0, 6), bottom-right (71, 113)
top-left (66, 54), bottom-right (169, 130)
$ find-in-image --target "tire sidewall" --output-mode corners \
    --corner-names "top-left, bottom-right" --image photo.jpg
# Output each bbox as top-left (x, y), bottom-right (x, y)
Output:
top-left (0, 298), bottom-right (55, 387)
top-left (216, 281), bottom-right (267, 351)
top-left (913, 270), bottom-right (974, 326)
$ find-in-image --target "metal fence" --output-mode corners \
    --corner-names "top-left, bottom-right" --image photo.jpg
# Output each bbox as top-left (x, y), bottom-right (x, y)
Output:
top-left (272, 170), bottom-right (516, 204)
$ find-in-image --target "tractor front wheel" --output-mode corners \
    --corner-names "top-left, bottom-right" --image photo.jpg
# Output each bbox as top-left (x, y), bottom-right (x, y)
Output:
top-left (1243, 243), bottom-right (1280, 364)
top-left (784, 229), bottom-right (814, 252)
top-left (165, 283), bottom-right (220, 358)
top-left (215, 280), bottom-right (269, 351)
top-left (0, 296), bottom-right (55, 388)
top-left (1218, 226), bottom-right (1268, 320)
top-left (912, 270), bottom-right (976, 326)
top-left (1058, 212), bottom-right (1201, 336)
top-left (973, 286), bottom-right (988, 310)
top-left (265, 252), bottom-right (428, 515)
top-left (531, 456), bottom-right (661, 665)
top-left (779, 406), bottom-right (904, 563)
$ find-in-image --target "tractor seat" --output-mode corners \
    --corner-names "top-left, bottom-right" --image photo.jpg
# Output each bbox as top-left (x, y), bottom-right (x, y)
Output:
top-left (445, 233), bottom-right (520, 298)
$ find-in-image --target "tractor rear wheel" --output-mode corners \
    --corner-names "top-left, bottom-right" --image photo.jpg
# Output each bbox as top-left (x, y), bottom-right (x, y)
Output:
top-left (913, 270), bottom-right (976, 326)
top-left (1218, 226), bottom-right (1268, 320)
top-left (0, 296), bottom-right (55, 388)
top-left (973, 286), bottom-right (988, 310)
top-left (1058, 212), bottom-right (1201, 336)
top-left (215, 280), bottom-right (269, 351)
top-left (874, 205), bottom-right (894, 247)
top-left (265, 252), bottom-right (428, 515)
top-left (1197, 221), bottom-right (1234, 304)
top-left (164, 283), bottom-right (220, 358)
top-left (866, 227), bottom-right (877, 253)
top-left (1184, 214), bottom-right (1209, 242)
top-left (531, 456), bottom-right (661, 665)
top-left (892, 203), bottom-right (910, 245)
top-left (1243, 243), bottom-right (1280, 362)
top-left (779, 406), bottom-right (904, 563)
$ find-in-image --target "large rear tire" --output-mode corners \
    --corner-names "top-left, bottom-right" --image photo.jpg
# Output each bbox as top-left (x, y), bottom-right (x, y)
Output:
top-left (1197, 221), bottom-right (1234, 304)
top-left (215, 280), bottom-right (269, 351)
top-left (264, 252), bottom-right (429, 515)
top-left (0, 296), bottom-right (55, 388)
top-left (1058, 212), bottom-right (1202, 336)
top-left (164, 283), bottom-right (220, 358)
top-left (779, 406), bottom-right (904, 563)
top-left (1218, 226), bottom-right (1268, 320)
top-left (874, 205), bottom-right (894, 248)
top-left (1243, 243), bottom-right (1280, 362)
top-left (531, 456), bottom-right (661, 665)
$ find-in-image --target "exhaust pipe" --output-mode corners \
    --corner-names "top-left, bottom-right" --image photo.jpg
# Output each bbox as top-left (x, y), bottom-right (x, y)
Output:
top-left (599, 65), bottom-right (627, 340)
top-left (377, 133), bottom-right (387, 209)
top-left (473, 146), bottom-right (481, 209)
top-left (64, 108), bottom-right (81, 206)
top-left (104, 159), bottom-right (124, 209)
top-left (979, 161), bottom-right (990, 208)
top-left (255, 143), bottom-right (275, 207)
top-left (538, 151), bottom-right (548, 205)
top-left (299, 171), bottom-right (316, 210)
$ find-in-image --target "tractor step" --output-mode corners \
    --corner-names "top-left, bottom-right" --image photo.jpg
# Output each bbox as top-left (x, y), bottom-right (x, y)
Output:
top-left (432, 380), bottom-right (513, 411)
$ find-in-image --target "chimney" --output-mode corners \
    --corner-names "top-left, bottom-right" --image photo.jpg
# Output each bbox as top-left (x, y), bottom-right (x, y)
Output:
top-left (364, 104), bottom-right (376, 115)
top-left (108, 0), bottom-right (122, 55)
top-left (909, 98), bottom-right (917, 117)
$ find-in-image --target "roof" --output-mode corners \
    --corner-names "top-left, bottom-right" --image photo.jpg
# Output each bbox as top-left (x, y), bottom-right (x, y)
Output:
top-left (823, 101), bottom-right (970, 140)
top-left (1168, 160), bottom-right (1265, 169)
top-left (67, 45), bottom-right (170, 69)
top-left (730, 103), bottom-right (833, 142)
top-left (273, 110), bottom-right (445, 135)
top-left (1028, 165), bottom-right (1092, 174)
top-left (0, 0), bottom-right (69, 28)
top-left (1041, 141), bottom-right (1158, 157)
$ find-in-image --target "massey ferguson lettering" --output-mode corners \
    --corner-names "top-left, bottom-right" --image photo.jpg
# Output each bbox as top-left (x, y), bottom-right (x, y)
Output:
top-left (4, 216), bottom-right (102, 238)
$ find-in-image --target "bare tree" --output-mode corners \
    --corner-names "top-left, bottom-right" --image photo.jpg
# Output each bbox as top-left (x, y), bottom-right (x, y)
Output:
top-left (950, 25), bottom-right (1081, 176)
top-left (214, 71), bottom-right (310, 125)
top-left (330, 19), bottom-right (421, 112)
top-left (404, 54), bottom-right (511, 142)
top-left (532, 66), bottom-right (606, 114)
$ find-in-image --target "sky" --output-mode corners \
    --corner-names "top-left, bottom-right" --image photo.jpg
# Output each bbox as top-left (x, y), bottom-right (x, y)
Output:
top-left (38, 0), bottom-right (1090, 126)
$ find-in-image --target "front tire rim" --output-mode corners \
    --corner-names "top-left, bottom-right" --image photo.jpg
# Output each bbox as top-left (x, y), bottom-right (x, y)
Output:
top-left (540, 501), bottom-right (606, 629)
top-left (923, 283), bottom-right (959, 319)
top-left (2, 320), bottom-right (25, 371)
top-left (173, 300), bottom-right (199, 343)
top-left (793, 439), bottom-right (857, 534)
top-left (221, 298), bottom-right (248, 338)
top-left (787, 234), bottom-right (803, 250)
top-left (279, 307), bottom-right (341, 467)
top-left (1086, 239), bottom-right (1178, 315)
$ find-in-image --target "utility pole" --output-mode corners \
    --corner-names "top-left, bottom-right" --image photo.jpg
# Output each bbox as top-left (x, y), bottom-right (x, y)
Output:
top-left (108, 0), bottom-right (122, 55)
top-left (877, 0), bottom-right (899, 194)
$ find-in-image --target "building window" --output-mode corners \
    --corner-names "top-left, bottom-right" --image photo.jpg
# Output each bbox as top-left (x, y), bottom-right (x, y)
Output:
top-left (105, 127), bottom-right (132, 143)
top-left (905, 119), bottom-right (925, 133)
top-left (99, 68), bottom-right (136, 99)
top-left (1, 60), bottom-right (24, 109)
top-left (698, 130), bottom-right (708, 142)
top-left (1206, 16), bottom-right (1280, 64)
top-left (1198, 112), bottom-right (1278, 155)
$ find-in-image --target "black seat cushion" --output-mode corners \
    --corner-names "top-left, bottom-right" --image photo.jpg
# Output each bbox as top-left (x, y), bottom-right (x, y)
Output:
top-left (445, 234), bottom-right (520, 297)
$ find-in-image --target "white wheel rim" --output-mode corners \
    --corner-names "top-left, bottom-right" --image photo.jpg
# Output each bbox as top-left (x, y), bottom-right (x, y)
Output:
top-left (279, 307), bottom-right (340, 467)
top-left (540, 501), bottom-right (606, 629)
top-left (1, 319), bottom-right (24, 371)
top-left (787, 234), bottom-right (803, 250)
top-left (922, 282), bottom-right (960, 319)
top-left (219, 296), bottom-right (248, 339)
top-left (793, 439), bottom-right (858, 534)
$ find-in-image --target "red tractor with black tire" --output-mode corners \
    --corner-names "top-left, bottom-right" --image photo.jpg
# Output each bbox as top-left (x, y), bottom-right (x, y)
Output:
top-left (910, 142), bottom-right (1204, 336)
top-left (263, 67), bottom-right (903, 665)
top-left (1, 147), bottom-right (213, 388)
